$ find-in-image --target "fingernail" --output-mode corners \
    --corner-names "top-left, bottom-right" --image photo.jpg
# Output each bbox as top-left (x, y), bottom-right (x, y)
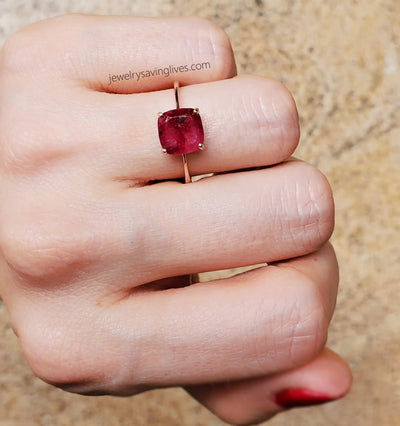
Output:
top-left (274, 388), bottom-right (337, 409)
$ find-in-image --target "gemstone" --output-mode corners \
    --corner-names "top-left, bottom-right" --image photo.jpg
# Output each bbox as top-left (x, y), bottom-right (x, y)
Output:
top-left (158, 108), bottom-right (204, 155)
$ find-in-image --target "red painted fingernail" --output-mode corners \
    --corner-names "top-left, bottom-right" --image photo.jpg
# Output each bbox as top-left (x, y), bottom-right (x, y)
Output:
top-left (274, 388), bottom-right (337, 409)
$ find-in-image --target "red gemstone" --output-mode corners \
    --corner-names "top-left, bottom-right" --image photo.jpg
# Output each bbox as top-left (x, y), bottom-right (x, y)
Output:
top-left (158, 108), bottom-right (204, 155)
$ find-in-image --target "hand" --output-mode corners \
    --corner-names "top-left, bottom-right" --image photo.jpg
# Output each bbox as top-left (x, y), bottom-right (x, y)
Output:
top-left (0, 15), bottom-right (351, 425)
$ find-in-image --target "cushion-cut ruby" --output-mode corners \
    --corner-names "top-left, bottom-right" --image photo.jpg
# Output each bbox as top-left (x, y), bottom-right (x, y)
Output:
top-left (158, 108), bottom-right (204, 155)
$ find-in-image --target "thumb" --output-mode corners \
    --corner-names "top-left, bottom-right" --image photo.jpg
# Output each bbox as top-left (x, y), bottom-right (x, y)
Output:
top-left (185, 348), bottom-right (352, 425)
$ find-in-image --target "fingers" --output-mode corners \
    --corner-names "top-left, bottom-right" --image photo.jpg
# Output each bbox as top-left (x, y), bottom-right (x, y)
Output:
top-left (100, 160), bottom-right (333, 284)
top-left (1, 16), bottom-right (298, 181)
top-left (1, 14), bottom-right (236, 93)
top-left (13, 243), bottom-right (338, 395)
top-left (186, 348), bottom-right (352, 426)
top-left (1, 75), bottom-right (299, 181)
top-left (0, 160), bottom-right (333, 287)
top-left (0, 17), bottom-right (344, 416)
top-left (85, 75), bottom-right (299, 182)
top-left (121, 244), bottom-right (338, 388)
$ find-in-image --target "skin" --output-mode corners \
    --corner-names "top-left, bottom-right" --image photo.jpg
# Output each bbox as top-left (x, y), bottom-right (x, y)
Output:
top-left (0, 15), bottom-right (351, 425)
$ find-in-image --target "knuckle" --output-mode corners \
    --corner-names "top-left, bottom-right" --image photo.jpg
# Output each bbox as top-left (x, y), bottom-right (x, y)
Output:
top-left (0, 216), bottom-right (98, 281)
top-left (187, 17), bottom-right (234, 78)
top-left (0, 14), bottom-right (84, 74)
top-left (269, 81), bottom-right (301, 157)
top-left (250, 272), bottom-right (328, 371)
top-left (0, 24), bottom-right (48, 74)
top-left (284, 161), bottom-right (334, 252)
top-left (0, 124), bottom-right (38, 172)
top-left (21, 327), bottom-right (72, 387)
top-left (191, 16), bottom-right (231, 46)
top-left (18, 314), bottom-right (95, 391)
top-left (1, 229), bottom-right (64, 280)
top-left (0, 29), bottom-right (34, 73)
top-left (287, 278), bottom-right (329, 363)
top-left (241, 76), bottom-right (300, 159)
top-left (17, 307), bottom-right (143, 396)
top-left (0, 119), bottom-right (76, 173)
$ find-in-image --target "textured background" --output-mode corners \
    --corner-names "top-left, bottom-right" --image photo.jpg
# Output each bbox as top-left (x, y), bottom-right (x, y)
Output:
top-left (0, 1), bottom-right (399, 425)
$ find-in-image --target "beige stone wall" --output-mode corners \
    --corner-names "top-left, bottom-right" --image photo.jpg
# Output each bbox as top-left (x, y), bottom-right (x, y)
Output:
top-left (0, 1), bottom-right (399, 425)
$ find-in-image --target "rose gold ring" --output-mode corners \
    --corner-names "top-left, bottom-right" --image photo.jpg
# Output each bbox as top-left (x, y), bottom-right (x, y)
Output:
top-left (157, 81), bottom-right (205, 183)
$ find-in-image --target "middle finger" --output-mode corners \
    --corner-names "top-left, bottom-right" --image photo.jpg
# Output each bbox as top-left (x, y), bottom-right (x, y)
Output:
top-left (104, 159), bottom-right (334, 285)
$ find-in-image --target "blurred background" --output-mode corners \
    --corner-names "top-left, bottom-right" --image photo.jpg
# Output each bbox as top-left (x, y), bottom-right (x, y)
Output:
top-left (0, 1), bottom-right (399, 425)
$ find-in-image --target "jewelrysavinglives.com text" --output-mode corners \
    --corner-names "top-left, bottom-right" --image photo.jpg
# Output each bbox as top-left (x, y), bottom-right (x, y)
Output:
top-left (108, 62), bottom-right (211, 85)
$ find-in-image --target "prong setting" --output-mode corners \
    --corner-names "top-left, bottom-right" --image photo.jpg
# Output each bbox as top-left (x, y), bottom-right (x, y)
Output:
top-left (157, 82), bottom-right (204, 184)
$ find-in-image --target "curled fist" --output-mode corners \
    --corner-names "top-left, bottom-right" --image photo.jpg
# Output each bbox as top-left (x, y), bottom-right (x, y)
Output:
top-left (0, 15), bottom-right (351, 425)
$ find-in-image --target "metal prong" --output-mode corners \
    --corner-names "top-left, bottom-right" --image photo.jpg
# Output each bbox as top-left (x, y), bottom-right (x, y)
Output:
top-left (158, 112), bottom-right (163, 117)
top-left (199, 143), bottom-right (205, 150)
top-left (174, 81), bottom-right (180, 108)
top-left (194, 108), bottom-right (199, 113)
top-left (162, 148), bottom-right (167, 153)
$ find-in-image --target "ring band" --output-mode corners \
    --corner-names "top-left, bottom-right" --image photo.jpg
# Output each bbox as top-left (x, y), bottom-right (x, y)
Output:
top-left (173, 81), bottom-right (191, 184)
top-left (157, 81), bottom-right (205, 183)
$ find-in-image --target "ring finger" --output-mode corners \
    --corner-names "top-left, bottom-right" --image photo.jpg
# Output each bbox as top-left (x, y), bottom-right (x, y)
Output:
top-left (92, 75), bottom-right (299, 183)
top-left (66, 75), bottom-right (300, 183)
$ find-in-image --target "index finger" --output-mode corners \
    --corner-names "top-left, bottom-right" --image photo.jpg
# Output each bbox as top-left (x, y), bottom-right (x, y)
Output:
top-left (3, 14), bottom-right (236, 93)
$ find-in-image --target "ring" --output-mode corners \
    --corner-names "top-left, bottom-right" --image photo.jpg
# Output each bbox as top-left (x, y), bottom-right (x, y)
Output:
top-left (157, 81), bottom-right (205, 183)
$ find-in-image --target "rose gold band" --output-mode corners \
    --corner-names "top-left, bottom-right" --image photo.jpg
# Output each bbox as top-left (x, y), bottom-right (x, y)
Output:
top-left (174, 81), bottom-right (191, 183)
